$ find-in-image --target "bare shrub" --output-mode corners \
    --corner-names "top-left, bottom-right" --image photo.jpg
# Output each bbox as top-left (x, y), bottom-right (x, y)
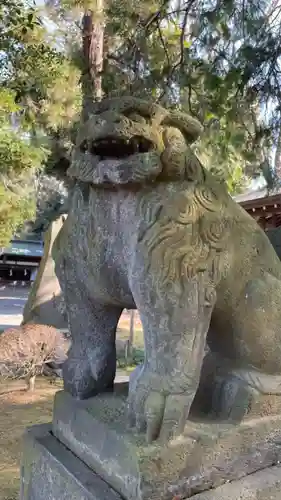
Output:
top-left (0, 324), bottom-right (69, 391)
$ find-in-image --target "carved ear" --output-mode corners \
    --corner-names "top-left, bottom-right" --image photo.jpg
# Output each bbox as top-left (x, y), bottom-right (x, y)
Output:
top-left (161, 111), bottom-right (203, 144)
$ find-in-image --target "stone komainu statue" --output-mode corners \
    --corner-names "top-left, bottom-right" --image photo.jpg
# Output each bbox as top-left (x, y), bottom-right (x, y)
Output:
top-left (53, 97), bottom-right (281, 443)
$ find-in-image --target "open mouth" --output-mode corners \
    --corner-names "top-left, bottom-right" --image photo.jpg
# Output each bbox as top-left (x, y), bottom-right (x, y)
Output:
top-left (82, 135), bottom-right (154, 159)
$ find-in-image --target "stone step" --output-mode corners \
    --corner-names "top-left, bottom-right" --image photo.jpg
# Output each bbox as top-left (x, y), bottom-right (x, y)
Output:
top-left (20, 423), bottom-right (122, 500)
top-left (192, 465), bottom-right (281, 499)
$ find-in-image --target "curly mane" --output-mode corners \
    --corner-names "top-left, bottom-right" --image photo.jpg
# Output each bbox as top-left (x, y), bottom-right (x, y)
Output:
top-left (137, 154), bottom-right (230, 295)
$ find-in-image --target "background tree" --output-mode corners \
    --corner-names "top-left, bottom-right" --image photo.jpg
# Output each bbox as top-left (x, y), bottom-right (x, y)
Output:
top-left (45, 0), bottom-right (105, 109)
top-left (81, 1), bottom-right (105, 109)
top-left (33, 175), bottom-right (68, 234)
top-left (0, 89), bottom-right (44, 246)
top-left (44, 0), bottom-right (281, 193)
top-left (3, 0), bottom-right (281, 247)
top-left (114, 0), bottom-right (279, 187)
top-left (0, 0), bottom-right (81, 243)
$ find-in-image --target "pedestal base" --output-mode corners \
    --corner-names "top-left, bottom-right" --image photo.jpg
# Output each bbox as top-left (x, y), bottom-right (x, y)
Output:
top-left (20, 423), bottom-right (281, 500)
top-left (20, 424), bottom-right (122, 500)
top-left (52, 387), bottom-right (281, 500)
top-left (192, 466), bottom-right (281, 499)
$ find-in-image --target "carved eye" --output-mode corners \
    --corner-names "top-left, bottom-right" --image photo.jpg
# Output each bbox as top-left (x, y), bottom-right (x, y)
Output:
top-left (122, 109), bottom-right (148, 124)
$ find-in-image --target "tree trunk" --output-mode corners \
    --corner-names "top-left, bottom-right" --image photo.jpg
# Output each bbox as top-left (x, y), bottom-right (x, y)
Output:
top-left (275, 126), bottom-right (281, 183)
top-left (23, 2), bottom-right (105, 337)
top-left (26, 374), bottom-right (36, 392)
top-left (127, 310), bottom-right (135, 358)
top-left (81, 1), bottom-right (104, 120)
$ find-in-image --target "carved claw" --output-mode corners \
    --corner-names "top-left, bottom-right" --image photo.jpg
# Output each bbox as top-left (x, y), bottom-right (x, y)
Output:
top-left (127, 365), bottom-right (194, 443)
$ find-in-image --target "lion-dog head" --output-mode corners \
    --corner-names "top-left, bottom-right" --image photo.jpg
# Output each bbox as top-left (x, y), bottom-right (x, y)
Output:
top-left (67, 97), bottom-right (204, 186)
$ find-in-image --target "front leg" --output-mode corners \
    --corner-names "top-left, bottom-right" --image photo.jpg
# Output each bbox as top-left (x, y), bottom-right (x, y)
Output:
top-left (57, 260), bottom-right (122, 399)
top-left (129, 271), bottom-right (215, 443)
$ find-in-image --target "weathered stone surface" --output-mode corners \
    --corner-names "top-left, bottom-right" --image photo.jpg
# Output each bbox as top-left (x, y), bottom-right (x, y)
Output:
top-left (52, 388), bottom-right (281, 500)
top-left (52, 96), bottom-right (281, 445)
top-left (194, 350), bottom-right (281, 421)
top-left (19, 421), bottom-right (281, 500)
top-left (20, 423), bottom-right (122, 500)
top-left (267, 226), bottom-right (281, 260)
top-left (191, 465), bottom-right (281, 499)
top-left (23, 215), bottom-right (67, 329)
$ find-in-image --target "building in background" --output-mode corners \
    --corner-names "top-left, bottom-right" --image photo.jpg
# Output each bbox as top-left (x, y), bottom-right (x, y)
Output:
top-left (0, 234), bottom-right (43, 282)
top-left (234, 188), bottom-right (281, 230)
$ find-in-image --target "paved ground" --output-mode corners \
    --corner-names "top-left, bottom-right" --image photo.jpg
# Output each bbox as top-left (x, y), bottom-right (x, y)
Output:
top-left (0, 281), bottom-right (142, 334)
top-left (0, 282), bottom-right (30, 329)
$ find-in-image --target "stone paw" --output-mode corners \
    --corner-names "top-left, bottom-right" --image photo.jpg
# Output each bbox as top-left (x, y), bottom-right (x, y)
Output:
top-left (63, 352), bottom-right (115, 400)
top-left (127, 364), bottom-right (195, 443)
top-left (211, 374), bottom-right (259, 421)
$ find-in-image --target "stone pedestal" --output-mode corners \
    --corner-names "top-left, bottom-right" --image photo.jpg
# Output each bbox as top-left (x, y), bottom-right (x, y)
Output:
top-left (190, 467), bottom-right (281, 500)
top-left (20, 424), bottom-right (122, 500)
top-left (20, 382), bottom-right (281, 500)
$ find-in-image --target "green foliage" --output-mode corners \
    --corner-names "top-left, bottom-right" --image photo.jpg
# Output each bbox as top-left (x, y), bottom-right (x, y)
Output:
top-left (0, 0), bottom-right (81, 244)
top-left (46, 0), bottom-right (281, 191)
top-left (117, 347), bottom-right (144, 369)
top-left (0, 90), bottom-right (18, 118)
top-left (0, 186), bottom-right (36, 248)
top-left (102, 0), bottom-right (279, 188)
top-left (1, 0), bottom-right (82, 132)
top-left (2, 0), bottom-right (280, 250)
top-left (0, 129), bottom-right (44, 180)
top-left (0, 89), bottom-right (46, 246)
